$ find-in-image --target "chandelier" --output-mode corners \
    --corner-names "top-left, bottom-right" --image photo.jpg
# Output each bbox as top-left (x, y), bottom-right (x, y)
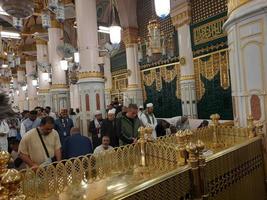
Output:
top-left (109, 0), bottom-right (121, 45)
top-left (0, 0), bottom-right (34, 18)
top-left (154, 0), bottom-right (170, 19)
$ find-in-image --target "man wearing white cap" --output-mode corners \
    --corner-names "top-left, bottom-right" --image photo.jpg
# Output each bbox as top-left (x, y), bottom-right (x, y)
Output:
top-left (101, 108), bottom-right (119, 147)
top-left (140, 103), bottom-right (158, 139)
top-left (89, 110), bottom-right (103, 150)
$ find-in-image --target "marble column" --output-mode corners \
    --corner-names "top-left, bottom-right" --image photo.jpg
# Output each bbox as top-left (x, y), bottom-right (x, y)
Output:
top-left (75, 0), bottom-right (105, 135)
top-left (17, 67), bottom-right (27, 111)
top-left (171, 0), bottom-right (197, 118)
top-left (99, 55), bottom-right (112, 107)
top-left (25, 57), bottom-right (38, 110)
top-left (12, 76), bottom-right (19, 111)
top-left (123, 27), bottom-right (143, 107)
top-left (70, 84), bottom-right (79, 110)
top-left (224, 0), bottom-right (267, 128)
top-left (36, 39), bottom-right (51, 108)
top-left (48, 20), bottom-right (69, 112)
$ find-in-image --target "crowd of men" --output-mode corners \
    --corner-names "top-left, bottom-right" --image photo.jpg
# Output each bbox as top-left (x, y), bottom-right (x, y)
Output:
top-left (0, 98), bottom-right (203, 170)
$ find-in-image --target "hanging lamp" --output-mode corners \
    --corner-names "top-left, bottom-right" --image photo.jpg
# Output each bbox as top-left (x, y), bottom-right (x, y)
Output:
top-left (154, 0), bottom-right (170, 18)
top-left (109, 0), bottom-right (121, 44)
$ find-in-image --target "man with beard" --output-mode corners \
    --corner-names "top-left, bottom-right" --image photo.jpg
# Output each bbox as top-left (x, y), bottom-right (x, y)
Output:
top-left (89, 110), bottom-right (103, 149)
top-left (18, 116), bottom-right (61, 168)
top-left (101, 108), bottom-right (119, 147)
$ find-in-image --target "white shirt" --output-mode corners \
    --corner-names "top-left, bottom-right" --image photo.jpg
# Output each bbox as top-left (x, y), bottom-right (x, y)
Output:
top-left (94, 145), bottom-right (113, 154)
top-left (140, 112), bottom-right (158, 139)
top-left (0, 120), bottom-right (10, 151)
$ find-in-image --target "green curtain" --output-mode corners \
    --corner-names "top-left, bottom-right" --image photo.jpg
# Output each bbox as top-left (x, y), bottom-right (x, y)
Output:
top-left (144, 77), bottom-right (182, 118)
top-left (197, 72), bottom-right (233, 120)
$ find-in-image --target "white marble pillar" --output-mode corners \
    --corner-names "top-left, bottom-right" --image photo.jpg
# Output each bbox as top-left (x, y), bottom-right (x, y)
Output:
top-left (48, 20), bottom-right (69, 112)
top-left (171, 0), bottom-right (197, 118)
top-left (36, 39), bottom-right (51, 108)
top-left (75, 0), bottom-right (105, 135)
top-left (17, 67), bottom-right (27, 112)
top-left (224, 0), bottom-right (267, 128)
top-left (123, 28), bottom-right (143, 107)
top-left (12, 76), bottom-right (19, 111)
top-left (99, 55), bottom-right (112, 106)
top-left (70, 84), bottom-right (80, 110)
top-left (25, 58), bottom-right (38, 110)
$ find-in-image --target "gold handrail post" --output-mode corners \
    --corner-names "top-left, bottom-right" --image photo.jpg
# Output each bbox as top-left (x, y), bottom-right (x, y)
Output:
top-left (196, 140), bottom-right (209, 199)
top-left (210, 114), bottom-right (220, 148)
top-left (177, 130), bottom-right (188, 166)
top-left (186, 142), bottom-right (201, 199)
top-left (0, 151), bottom-right (10, 199)
top-left (247, 115), bottom-right (256, 138)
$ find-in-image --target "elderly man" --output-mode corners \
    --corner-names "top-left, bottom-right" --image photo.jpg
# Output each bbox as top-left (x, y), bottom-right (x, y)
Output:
top-left (101, 108), bottom-right (118, 147)
top-left (54, 109), bottom-right (74, 145)
top-left (140, 103), bottom-right (157, 139)
top-left (19, 116), bottom-right (61, 168)
top-left (62, 128), bottom-right (93, 159)
top-left (94, 135), bottom-right (114, 154)
top-left (117, 104), bottom-right (141, 146)
top-left (20, 110), bottom-right (41, 138)
top-left (89, 110), bottom-right (103, 149)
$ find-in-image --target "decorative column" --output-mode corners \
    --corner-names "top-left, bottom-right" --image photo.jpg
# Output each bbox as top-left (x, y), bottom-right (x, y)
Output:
top-left (123, 27), bottom-right (143, 107)
top-left (12, 76), bottom-right (19, 112)
top-left (17, 66), bottom-right (27, 111)
top-left (25, 57), bottom-right (38, 110)
top-left (224, 0), bottom-right (267, 128)
top-left (69, 84), bottom-right (79, 110)
top-left (48, 20), bottom-right (69, 112)
top-left (36, 39), bottom-right (51, 108)
top-left (99, 55), bottom-right (112, 106)
top-left (171, 0), bottom-right (197, 118)
top-left (75, 0), bottom-right (105, 135)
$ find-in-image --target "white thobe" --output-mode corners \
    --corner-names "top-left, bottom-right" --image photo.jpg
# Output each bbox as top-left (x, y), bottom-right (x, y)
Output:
top-left (0, 120), bottom-right (10, 151)
top-left (140, 113), bottom-right (158, 139)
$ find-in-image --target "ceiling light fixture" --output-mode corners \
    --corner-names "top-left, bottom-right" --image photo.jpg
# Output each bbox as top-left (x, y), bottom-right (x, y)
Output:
top-left (0, 0), bottom-right (34, 18)
top-left (154, 0), bottom-right (170, 18)
top-left (1, 64), bottom-right (8, 68)
top-left (0, 31), bottom-right (21, 39)
top-left (60, 59), bottom-right (68, 71)
top-left (109, 0), bottom-right (121, 44)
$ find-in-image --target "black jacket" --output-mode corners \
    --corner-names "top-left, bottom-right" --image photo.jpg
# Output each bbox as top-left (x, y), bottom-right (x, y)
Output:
top-left (101, 119), bottom-right (119, 147)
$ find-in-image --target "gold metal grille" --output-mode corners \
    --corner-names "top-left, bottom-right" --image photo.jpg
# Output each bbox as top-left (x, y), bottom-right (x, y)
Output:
top-left (205, 138), bottom-right (266, 200)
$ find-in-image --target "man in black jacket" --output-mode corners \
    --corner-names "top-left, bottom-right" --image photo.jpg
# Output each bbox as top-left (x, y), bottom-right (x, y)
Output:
top-left (101, 109), bottom-right (119, 147)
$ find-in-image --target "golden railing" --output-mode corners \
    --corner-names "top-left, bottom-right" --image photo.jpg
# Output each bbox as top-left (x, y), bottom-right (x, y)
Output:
top-left (0, 114), bottom-right (266, 199)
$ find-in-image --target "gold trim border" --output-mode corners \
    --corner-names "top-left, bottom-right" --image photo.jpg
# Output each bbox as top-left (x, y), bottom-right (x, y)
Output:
top-left (50, 84), bottom-right (69, 90)
top-left (78, 71), bottom-right (104, 79)
top-left (180, 75), bottom-right (195, 81)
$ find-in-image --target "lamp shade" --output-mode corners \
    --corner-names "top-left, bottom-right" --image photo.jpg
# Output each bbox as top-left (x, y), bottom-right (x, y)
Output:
top-left (22, 85), bottom-right (27, 91)
top-left (60, 60), bottom-right (68, 71)
top-left (154, 0), bottom-right (170, 18)
top-left (32, 79), bottom-right (38, 86)
top-left (43, 72), bottom-right (49, 81)
top-left (109, 25), bottom-right (121, 44)
top-left (74, 52), bottom-right (80, 63)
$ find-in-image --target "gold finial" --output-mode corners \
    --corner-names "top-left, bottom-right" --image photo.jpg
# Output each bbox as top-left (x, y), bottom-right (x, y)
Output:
top-left (247, 115), bottom-right (255, 138)
top-left (0, 151), bottom-right (10, 176)
top-left (1, 169), bottom-right (25, 199)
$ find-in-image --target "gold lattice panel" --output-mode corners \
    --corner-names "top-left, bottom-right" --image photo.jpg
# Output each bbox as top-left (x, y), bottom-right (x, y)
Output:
top-left (124, 170), bottom-right (191, 200)
top-left (205, 138), bottom-right (266, 200)
top-left (191, 0), bottom-right (228, 24)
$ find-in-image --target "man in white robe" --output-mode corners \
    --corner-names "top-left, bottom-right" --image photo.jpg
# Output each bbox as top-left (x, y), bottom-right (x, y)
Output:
top-left (140, 103), bottom-right (158, 139)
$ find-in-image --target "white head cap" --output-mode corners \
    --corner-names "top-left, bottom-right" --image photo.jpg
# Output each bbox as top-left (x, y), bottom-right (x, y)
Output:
top-left (139, 105), bottom-right (144, 109)
top-left (108, 108), bottom-right (116, 115)
top-left (146, 103), bottom-right (153, 108)
top-left (95, 110), bottom-right (102, 115)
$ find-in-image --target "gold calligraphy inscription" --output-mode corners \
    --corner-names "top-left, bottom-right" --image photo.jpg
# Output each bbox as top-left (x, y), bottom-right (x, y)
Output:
top-left (193, 17), bottom-right (227, 46)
